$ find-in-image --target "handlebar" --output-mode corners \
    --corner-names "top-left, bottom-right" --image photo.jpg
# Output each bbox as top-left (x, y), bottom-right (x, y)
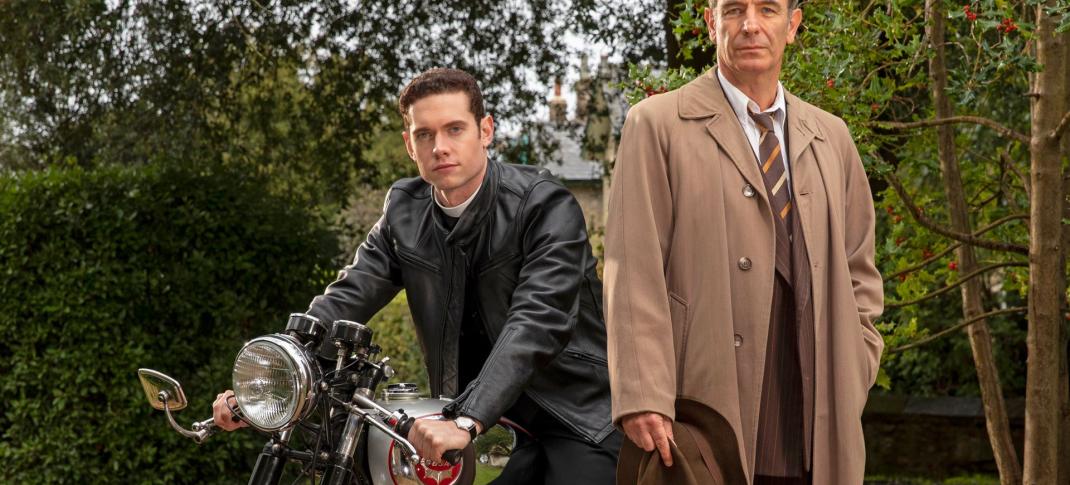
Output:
top-left (158, 390), bottom-right (217, 444)
top-left (441, 449), bottom-right (463, 466)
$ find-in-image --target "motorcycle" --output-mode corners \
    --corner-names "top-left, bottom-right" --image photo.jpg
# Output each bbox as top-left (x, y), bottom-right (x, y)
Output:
top-left (137, 313), bottom-right (519, 485)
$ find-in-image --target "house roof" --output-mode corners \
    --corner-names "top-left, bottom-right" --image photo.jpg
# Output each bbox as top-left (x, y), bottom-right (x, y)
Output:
top-left (540, 123), bottom-right (604, 181)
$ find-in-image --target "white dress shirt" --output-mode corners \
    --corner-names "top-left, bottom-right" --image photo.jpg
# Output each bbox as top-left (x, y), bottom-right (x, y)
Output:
top-left (716, 69), bottom-right (792, 195)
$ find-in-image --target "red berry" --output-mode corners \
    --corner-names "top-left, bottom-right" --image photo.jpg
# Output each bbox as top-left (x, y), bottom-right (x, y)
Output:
top-left (692, 27), bottom-right (702, 36)
top-left (894, 215), bottom-right (903, 223)
top-left (898, 274), bottom-right (907, 282)
top-left (826, 78), bottom-right (835, 88)
top-left (948, 261), bottom-right (958, 271)
top-left (997, 18), bottom-right (1017, 33)
top-left (967, 12), bottom-right (977, 21)
top-left (885, 205), bottom-right (895, 215)
top-left (922, 249), bottom-right (934, 259)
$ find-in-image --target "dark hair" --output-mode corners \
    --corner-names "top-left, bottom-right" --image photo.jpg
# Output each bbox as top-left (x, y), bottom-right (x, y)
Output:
top-left (397, 68), bottom-right (486, 127)
top-left (708, 0), bottom-right (800, 10)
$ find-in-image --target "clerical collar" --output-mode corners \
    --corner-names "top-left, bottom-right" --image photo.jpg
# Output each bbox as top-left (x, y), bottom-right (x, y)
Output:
top-left (434, 178), bottom-right (483, 218)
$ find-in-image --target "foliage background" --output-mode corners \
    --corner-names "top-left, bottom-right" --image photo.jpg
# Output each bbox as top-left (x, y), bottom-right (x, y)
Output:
top-left (0, 163), bottom-right (339, 483)
top-left (1, 0), bottom-right (1066, 482)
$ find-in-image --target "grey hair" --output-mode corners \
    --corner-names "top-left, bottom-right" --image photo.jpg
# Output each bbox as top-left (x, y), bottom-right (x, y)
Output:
top-left (708, 0), bottom-right (801, 10)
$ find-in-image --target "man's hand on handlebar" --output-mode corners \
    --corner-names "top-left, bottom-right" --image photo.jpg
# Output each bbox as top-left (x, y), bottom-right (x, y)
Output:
top-left (212, 390), bottom-right (248, 432)
top-left (408, 417), bottom-right (481, 465)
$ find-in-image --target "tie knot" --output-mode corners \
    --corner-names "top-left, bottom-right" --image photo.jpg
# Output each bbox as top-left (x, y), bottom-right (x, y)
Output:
top-left (749, 110), bottom-right (775, 133)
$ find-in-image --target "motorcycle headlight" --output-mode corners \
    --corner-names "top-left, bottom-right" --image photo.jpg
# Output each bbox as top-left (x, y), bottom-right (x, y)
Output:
top-left (232, 334), bottom-right (320, 432)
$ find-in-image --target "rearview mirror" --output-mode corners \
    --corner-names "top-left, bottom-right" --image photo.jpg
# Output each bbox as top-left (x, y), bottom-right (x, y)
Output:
top-left (137, 368), bottom-right (188, 411)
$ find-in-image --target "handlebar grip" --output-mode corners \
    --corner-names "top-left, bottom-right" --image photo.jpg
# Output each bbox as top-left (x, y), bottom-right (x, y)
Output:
top-left (193, 417), bottom-right (218, 432)
top-left (395, 416), bottom-right (415, 438)
top-left (442, 449), bottom-right (463, 466)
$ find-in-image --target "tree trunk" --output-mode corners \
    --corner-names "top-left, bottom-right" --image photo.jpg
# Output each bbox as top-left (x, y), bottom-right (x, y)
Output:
top-left (1024, 2), bottom-right (1069, 483)
top-left (1057, 30), bottom-right (1070, 485)
top-left (924, 2), bottom-right (1023, 483)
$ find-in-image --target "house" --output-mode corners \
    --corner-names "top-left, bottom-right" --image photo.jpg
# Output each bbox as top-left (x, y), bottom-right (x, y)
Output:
top-left (500, 53), bottom-right (629, 235)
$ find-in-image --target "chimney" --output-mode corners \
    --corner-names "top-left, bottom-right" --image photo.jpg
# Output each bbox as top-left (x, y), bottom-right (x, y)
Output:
top-left (574, 53), bottom-right (592, 123)
top-left (549, 77), bottom-right (568, 125)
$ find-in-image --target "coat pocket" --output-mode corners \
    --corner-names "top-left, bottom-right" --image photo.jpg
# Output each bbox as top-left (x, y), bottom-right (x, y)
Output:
top-left (395, 246), bottom-right (440, 274)
top-left (669, 293), bottom-right (691, 387)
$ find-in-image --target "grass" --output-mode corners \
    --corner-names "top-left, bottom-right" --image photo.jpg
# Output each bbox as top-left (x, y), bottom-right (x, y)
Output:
top-left (474, 464), bottom-right (505, 485)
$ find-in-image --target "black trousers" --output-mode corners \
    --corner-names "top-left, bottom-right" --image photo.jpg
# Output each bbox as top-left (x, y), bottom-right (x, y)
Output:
top-left (489, 408), bottom-right (622, 485)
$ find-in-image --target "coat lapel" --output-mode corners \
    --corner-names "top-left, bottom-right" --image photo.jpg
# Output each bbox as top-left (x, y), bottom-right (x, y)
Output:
top-left (678, 70), bottom-right (767, 201)
top-left (784, 93), bottom-right (824, 232)
top-left (785, 93), bottom-right (822, 188)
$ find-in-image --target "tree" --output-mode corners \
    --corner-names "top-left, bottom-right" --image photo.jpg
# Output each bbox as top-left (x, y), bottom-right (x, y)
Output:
top-left (0, 0), bottom-right (583, 201)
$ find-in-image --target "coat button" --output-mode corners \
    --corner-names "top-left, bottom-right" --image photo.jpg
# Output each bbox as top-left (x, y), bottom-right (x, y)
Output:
top-left (734, 334), bottom-right (743, 347)
top-left (738, 257), bottom-right (752, 271)
top-left (742, 184), bottom-right (756, 198)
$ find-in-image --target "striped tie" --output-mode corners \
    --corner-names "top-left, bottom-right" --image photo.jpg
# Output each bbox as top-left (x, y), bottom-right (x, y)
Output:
top-left (749, 109), bottom-right (793, 281)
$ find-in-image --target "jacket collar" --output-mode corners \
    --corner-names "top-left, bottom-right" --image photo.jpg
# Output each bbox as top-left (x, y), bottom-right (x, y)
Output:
top-left (435, 157), bottom-right (499, 247)
top-left (678, 69), bottom-right (824, 195)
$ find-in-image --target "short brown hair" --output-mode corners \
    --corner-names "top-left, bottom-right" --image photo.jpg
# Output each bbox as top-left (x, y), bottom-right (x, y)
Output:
top-left (398, 68), bottom-right (486, 128)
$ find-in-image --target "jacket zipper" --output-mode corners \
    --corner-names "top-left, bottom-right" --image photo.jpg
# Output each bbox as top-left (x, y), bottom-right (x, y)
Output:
top-left (565, 349), bottom-right (608, 366)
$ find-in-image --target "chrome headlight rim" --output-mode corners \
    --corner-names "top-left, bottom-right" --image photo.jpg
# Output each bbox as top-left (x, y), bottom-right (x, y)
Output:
top-left (232, 333), bottom-right (320, 432)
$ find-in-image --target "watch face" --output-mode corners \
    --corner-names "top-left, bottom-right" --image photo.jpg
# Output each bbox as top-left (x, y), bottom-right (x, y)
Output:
top-left (455, 417), bottom-right (474, 429)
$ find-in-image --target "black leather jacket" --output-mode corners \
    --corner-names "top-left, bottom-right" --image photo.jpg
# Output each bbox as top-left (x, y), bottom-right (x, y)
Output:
top-left (306, 160), bottom-right (614, 443)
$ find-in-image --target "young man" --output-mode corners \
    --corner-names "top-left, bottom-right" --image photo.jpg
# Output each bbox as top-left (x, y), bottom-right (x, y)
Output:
top-left (214, 68), bottom-right (620, 484)
top-left (605, 1), bottom-right (884, 484)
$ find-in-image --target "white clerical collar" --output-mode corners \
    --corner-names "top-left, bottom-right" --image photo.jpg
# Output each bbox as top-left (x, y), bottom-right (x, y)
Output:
top-left (716, 68), bottom-right (786, 124)
top-left (434, 178), bottom-right (482, 218)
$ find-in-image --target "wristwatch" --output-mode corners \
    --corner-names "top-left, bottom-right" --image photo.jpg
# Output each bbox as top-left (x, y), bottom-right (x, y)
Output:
top-left (453, 416), bottom-right (478, 442)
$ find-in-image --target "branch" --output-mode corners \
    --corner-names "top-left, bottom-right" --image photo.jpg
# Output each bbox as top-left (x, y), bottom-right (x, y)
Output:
top-left (888, 306), bottom-right (1027, 353)
top-left (885, 207), bottom-right (1029, 282)
top-left (887, 243), bottom-right (961, 280)
top-left (873, 116), bottom-right (1029, 145)
top-left (885, 172), bottom-right (1029, 255)
top-left (1000, 149), bottom-right (1031, 198)
top-left (1050, 109), bottom-right (1070, 142)
top-left (886, 261), bottom-right (1028, 309)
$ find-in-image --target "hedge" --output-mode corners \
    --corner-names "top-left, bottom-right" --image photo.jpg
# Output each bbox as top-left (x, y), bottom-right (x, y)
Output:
top-left (0, 164), bottom-right (339, 483)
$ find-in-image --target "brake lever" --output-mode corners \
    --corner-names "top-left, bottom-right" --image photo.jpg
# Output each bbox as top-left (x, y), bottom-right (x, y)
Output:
top-left (337, 400), bottom-right (422, 462)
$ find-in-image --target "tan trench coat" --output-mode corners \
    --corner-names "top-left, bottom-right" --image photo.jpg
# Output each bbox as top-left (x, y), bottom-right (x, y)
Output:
top-left (604, 70), bottom-right (884, 484)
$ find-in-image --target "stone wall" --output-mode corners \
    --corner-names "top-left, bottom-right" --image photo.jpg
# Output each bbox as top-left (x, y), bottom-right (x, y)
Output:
top-left (565, 181), bottom-right (604, 233)
top-left (863, 394), bottom-right (1024, 479)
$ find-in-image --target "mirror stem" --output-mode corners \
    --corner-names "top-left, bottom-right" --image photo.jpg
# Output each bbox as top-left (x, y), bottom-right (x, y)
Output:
top-left (159, 391), bottom-right (216, 444)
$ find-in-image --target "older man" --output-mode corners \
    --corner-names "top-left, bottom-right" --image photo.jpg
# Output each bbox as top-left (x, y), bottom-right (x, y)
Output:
top-left (605, 0), bottom-right (884, 484)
